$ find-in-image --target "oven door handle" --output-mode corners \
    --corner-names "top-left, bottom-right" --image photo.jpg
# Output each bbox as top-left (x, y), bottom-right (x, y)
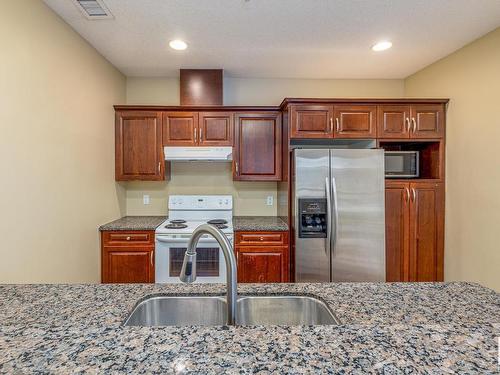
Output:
top-left (155, 236), bottom-right (232, 244)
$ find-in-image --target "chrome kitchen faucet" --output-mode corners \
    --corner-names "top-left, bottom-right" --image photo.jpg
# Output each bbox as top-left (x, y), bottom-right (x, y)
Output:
top-left (180, 224), bottom-right (238, 325)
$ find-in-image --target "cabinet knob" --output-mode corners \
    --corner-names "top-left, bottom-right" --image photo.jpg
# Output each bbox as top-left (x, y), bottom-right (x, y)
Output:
top-left (260, 236), bottom-right (264, 241)
top-left (126, 236), bottom-right (131, 241)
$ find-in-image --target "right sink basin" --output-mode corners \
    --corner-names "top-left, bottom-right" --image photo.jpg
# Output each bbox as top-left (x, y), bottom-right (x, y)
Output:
top-left (236, 295), bottom-right (340, 326)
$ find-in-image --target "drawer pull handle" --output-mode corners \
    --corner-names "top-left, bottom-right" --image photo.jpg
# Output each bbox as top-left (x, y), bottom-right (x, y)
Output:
top-left (126, 236), bottom-right (131, 241)
top-left (260, 237), bottom-right (264, 241)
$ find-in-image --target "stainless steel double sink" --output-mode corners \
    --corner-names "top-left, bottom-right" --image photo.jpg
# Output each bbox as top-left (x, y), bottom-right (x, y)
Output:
top-left (124, 295), bottom-right (340, 326)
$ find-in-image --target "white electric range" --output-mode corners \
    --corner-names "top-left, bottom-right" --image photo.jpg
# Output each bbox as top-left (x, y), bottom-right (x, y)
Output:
top-left (155, 195), bottom-right (233, 283)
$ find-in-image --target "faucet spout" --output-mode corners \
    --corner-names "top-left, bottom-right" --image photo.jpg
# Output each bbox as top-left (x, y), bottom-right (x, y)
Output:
top-left (179, 224), bottom-right (238, 325)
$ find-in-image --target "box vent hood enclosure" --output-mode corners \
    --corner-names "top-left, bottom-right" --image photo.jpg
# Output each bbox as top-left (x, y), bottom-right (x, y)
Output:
top-left (164, 147), bottom-right (232, 161)
top-left (165, 69), bottom-right (231, 161)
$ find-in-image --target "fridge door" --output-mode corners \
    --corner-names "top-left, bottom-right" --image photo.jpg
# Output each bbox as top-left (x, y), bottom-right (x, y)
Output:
top-left (294, 149), bottom-right (331, 282)
top-left (330, 149), bottom-right (385, 281)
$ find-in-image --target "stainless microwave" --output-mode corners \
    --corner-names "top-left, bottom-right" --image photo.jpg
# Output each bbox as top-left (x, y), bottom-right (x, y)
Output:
top-left (384, 151), bottom-right (419, 178)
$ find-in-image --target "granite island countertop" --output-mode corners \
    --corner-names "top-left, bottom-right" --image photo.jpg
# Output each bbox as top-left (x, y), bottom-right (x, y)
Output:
top-left (233, 216), bottom-right (288, 231)
top-left (1, 282), bottom-right (499, 373)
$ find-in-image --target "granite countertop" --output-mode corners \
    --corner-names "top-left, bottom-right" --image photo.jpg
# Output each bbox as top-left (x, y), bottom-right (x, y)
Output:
top-left (99, 216), bottom-right (166, 231)
top-left (233, 216), bottom-right (288, 231)
top-left (1, 282), bottom-right (499, 373)
top-left (100, 216), bottom-right (288, 232)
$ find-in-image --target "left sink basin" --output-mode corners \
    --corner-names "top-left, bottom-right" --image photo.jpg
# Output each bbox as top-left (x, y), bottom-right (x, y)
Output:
top-left (124, 296), bottom-right (227, 326)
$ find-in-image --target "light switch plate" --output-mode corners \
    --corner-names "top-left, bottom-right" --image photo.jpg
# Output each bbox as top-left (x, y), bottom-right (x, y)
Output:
top-left (143, 195), bottom-right (150, 205)
top-left (266, 196), bottom-right (273, 206)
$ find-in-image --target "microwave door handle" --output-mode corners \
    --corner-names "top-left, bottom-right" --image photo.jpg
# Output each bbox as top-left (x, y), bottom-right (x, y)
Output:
top-left (325, 177), bottom-right (332, 256)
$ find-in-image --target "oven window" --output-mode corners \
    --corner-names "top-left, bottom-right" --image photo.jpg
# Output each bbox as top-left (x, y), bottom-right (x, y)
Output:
top-left (169, 248), bottom-right (219, 277)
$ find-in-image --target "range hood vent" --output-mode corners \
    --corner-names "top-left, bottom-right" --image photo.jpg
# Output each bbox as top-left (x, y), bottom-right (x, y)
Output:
top-left (164, 146), bottom-right (232, 161)
top-left (72, 0), bottom-right (113, 20)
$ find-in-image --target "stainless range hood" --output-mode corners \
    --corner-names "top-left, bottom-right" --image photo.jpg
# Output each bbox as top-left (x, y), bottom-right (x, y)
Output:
top-left (164, 146), bottom-right (233, 161)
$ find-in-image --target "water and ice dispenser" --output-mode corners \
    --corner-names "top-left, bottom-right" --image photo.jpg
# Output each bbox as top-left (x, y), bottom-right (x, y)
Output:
top-left (298, 198), bottom-right (327, 238)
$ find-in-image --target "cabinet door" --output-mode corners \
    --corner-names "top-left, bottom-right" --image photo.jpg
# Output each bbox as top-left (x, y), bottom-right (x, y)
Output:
top-left (377, 105), bottom-right (411, 139)
top-left (102, 248), bottom-right (154, 283)
top-left (234, 112), bottom-right (281, 181)
top-left (410, 105), bottom-right (444, 139)
top-left (115, 111), bottom-right (163, 181)
top-left (333, 105), bottom-right (377, 138)
top-left (290, 105), bottom-right (334, 138)
top-left (236, 247), bottom-right (287, 283)
top-left (162, 112), bottom-right (199, 145)
top-left (409, 182), bottom-right (444, 281)
top-left (385, 182), bottom-right (410, 282)
top-left (199, 112), bottom-right (233, 146)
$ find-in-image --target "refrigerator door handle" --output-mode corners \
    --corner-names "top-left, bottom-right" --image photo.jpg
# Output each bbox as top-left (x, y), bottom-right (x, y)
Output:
top-left (331, 177), bottom-right (340, 256)
top-left (325, 177), bottom-right (332, 255)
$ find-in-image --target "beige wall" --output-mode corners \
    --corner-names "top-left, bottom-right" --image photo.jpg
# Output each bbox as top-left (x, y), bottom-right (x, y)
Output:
top-left (124, 164), bottom-right (277, 216)
top-left (125, 77), bottom-right (404, 216)
top-left (405, 27), bottom-right (500, 291)
top-left (0, 1), bottom-right (126, 283)
top-left (126, 77), bottom-right (404, 106)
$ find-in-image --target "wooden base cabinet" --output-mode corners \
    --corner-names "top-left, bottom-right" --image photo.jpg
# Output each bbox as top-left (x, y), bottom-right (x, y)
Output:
top-left (385, 181), bottom-right (444, 282)
top-left (235, 231), bottom-right (289, 283)
top-left (101, 231), bottom-right (155, 283)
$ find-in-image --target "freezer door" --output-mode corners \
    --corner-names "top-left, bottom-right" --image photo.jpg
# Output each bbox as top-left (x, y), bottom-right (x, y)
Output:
top-left (294, 149), bottom-right (331, 282)
top-left (330, 149), bottom-right (385, 281)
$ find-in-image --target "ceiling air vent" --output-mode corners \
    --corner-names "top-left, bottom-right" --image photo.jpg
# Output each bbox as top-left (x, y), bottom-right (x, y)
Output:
top-left (72, 0), bottom-right (113, 20)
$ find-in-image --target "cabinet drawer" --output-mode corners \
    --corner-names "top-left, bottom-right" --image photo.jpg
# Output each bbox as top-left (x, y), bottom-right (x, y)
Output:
top-left (235, 231), bottom-right (288, 246)
top-left (102, 231), bottom-right (155, 246)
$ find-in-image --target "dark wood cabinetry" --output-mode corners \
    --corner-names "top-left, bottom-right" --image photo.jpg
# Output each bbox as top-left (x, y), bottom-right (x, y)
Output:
top-left (115, 111), bottom-right (164, 181)
top-left (385, 181), bottom-right (444, 282)
top-left (101, 231), bottom-right (155, 283)
top-left (199, 112), bottom-right (233, 146)
top-left (333, 105), bottom-right (377, 138)
top-left (162, 112), bottom-right (199, 146)
top-left (377, 105), bottom-right (411, 139)
top-left (290, 104), bottom-right (377, 139)
top-left (290, 105), bottom-right (333, 138)
top-left (233, 112), bottom-right (281, 181)
top-left (235, 231), bottom-right (289, 283)
top-left (378, 104), bottom-right (444, 139)
top-left (411, 104), bottom-right (444, 139)
top-left (163, 111), bottom-right (233, 146)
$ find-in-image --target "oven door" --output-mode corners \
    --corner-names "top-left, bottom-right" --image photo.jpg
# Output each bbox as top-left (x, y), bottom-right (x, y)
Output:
top-left (155, 234), bottom-right (231, 283)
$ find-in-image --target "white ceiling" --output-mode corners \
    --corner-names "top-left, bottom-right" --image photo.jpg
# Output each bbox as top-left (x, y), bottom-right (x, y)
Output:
top-left (44, 0), bottom-right (500, 79)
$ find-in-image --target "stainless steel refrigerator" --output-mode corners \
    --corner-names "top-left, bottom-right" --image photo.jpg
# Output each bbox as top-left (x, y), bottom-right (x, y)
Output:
top-left (293, 147), bottom-right (385, 282)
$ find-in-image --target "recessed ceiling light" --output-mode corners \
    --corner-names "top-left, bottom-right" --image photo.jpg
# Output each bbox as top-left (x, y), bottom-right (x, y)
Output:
top-left (372, 41), bottom-right (392, 52)
top-left (169, 40), bottom-right (188, 51)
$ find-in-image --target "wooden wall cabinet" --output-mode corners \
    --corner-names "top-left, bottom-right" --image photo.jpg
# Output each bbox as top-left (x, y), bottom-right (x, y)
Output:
top-left (333, 105), bottom-right (377, 138)
top-left (385, 181), bottom-right (444, 282)
top-left (290, 105), bottom-right (334, 138)
top-left (163, 111), bottom-right (233, 146)
top-left (235, 231), bottom-right (289, 283)
top-left (101, 231), bottom-right (155, 283)
top-left (378, 104), bottom-right (444, 139)
top-left (115, 111), bottom-right (164, 181)
top-left (233, 112), bottom-right (282, 181)
top-left (162, 112), bottom-right (199, 146)
top-left (290, 104), bottom-right (377, 139)
top-left (199, 112), bottom-right (233, 146)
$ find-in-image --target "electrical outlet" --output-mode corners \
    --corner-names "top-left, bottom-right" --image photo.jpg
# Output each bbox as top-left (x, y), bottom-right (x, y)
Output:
top-left (143, 195), bottom-right (150, 205)
top-left (266, 196), bottom-right (274, 206)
